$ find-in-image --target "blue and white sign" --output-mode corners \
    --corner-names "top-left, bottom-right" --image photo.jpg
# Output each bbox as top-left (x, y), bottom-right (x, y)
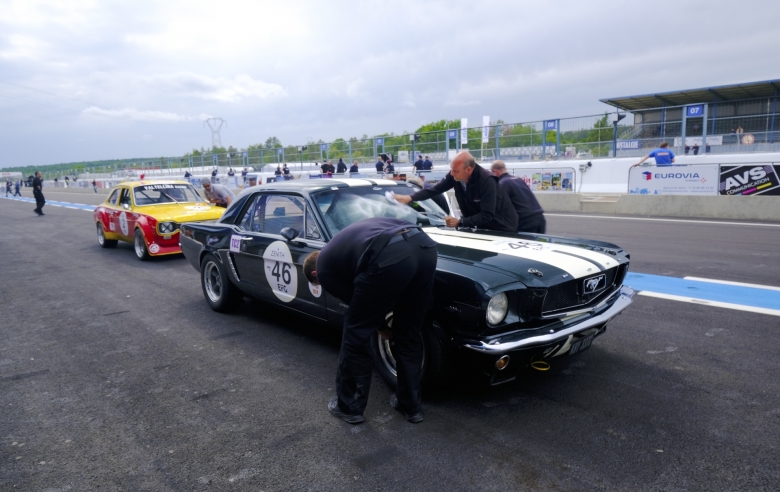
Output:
top-left (544, 120), bottom-right (557, 130)
top-left (375, 138), bottom-right (384, 146)
top-left (447, 130), bottom-right (457, 139)
top-left (277, 148), bottom-right (283, 155)
top-left (617, 140), bottom-right (641, 150)
top-left (686, 105), bottom-right (704, 118)
top-left (212, 155), bottom-right (218, 163)
top-left (628, 165), bottom-right (719, 195)
top-left (320, 143), bottom-right (328, 150)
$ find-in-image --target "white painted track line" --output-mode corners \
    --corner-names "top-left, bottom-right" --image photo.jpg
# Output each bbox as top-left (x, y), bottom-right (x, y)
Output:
top-left (683, 276), bottom-right (780, 292)
top-left (638, 291), bottom-right (780, 317)
top-left (546, 214), bottom-right (780, 228)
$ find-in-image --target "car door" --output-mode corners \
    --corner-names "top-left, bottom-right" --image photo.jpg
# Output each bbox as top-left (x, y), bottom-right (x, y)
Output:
top-left (229, 192), bottom-right (327, 320)
top-left (102, 189), bottom-right (121, 233)
top-left (116, 187), bottom-right (138, 239)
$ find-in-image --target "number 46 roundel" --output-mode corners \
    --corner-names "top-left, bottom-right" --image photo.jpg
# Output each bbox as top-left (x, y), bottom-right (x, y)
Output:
top-left (263, 241), bottom-right (298, 303)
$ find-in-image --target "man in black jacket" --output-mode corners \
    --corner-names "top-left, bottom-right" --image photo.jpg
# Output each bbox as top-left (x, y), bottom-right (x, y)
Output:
top-left (491, 161), bottom-right (546, 233)
top-left (349, 161), bottom-right (359, 173)
top-left (336, 158), bottom-right (347, 174)
top-left (32, 171), bottom-right (45, 216)
top-left (394, 151), bottom-right (517, 232)
top-left (303, 218), bottom-right (437, 424)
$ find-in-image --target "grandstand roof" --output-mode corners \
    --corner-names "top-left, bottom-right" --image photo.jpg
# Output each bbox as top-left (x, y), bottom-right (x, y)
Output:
top-left (600, 79), bottom-right (780, 111)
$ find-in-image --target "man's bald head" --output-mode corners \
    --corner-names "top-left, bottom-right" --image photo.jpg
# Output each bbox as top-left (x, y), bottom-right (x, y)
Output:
top-left (490, 160), bottom-right (507, 177)
top-left (450, 151), bottom-right (477, 182)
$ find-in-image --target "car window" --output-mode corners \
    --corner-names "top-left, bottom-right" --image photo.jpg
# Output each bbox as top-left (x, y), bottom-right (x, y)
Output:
top-left (133, 184), bottom-right (203, 206)
top-left (107, 189), bottom-right (119, 205)
top-left (119, 188), bottom-right (132, 207)
top-left (313, 185), bottom-right (446, 236)
top-left (237, 193), bottom-right (322, 240)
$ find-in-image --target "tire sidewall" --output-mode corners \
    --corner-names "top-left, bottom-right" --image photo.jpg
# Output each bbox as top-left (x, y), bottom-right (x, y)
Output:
top-left (134, 229), bottom-right (150, 260)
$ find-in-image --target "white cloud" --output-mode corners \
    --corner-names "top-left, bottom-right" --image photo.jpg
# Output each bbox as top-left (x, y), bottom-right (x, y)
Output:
top-left (402, 101), bottom-right (416, 108)
top-left (81, 106), bottom-right (205, 122)
top-left (444, 100), bottom-right (480, 107)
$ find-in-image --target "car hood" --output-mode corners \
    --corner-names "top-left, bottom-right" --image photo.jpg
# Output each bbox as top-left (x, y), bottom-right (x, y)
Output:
top-left (135, 203), bottom-right (225, 222)
top-left (422, 227), bottom-right (623, 289)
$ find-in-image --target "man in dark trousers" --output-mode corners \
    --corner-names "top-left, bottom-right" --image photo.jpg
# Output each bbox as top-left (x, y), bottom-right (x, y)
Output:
top-left (414, 155), bottom-right (424, 171)
top-left (336, 158), bottom-right (347, 174)
top-left (491, 161), bottom-right (546, 233)
top-left (422, 156), bottom-right (433, 171)
top-left (303, 218), bottom-right (438, 424)
top-left (375, 156), bottom-right (385, 173)
top-left (32, 171), bottom-right (45, 216)
top-left (394, 151), bottom-right (517, 232)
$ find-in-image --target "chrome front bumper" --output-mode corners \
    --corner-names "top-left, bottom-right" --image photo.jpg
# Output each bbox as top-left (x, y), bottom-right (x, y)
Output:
top-left (461, 286), bottom-right (635, 354)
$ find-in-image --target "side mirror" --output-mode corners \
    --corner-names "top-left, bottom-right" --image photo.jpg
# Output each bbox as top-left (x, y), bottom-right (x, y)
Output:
top-left (280, 227), bottom-right (299, 242)
top-left (122, 202), bottom-right (130, 210)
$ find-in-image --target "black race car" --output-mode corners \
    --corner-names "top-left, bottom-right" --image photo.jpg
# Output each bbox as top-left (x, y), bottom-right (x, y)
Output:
top-left (180, 177), bottom-right (634, 387)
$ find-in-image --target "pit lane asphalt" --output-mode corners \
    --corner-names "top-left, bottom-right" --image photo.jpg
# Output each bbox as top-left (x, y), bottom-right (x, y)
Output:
top-left (1, 194), bottom-right (778, 491)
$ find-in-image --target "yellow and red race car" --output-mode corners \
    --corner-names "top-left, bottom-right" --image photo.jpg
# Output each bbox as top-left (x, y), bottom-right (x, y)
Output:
top-left (93, 180), bottom-right (226, 260)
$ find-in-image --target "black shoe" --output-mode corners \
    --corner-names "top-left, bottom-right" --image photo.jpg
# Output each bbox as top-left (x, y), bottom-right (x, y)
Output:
top-left (390, 394), bottom-right (423, 423)
top-left (328, 397), bottom-right (364, 424)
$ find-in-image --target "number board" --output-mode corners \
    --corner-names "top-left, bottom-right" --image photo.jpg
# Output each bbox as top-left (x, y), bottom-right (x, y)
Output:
top-left (686, 105), bottom-right (704, 118)
top-left (263, 241), bottom-right (298, 302)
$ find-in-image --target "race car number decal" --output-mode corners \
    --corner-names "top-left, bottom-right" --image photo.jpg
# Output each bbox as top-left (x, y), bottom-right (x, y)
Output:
top-left (149, 243), bottom-right (160, 254)
top-left (262, 241), bottom-right (297, 303)
top-left (229, 234), bottom-right (242, 253)
top-left (309, 282), bottom-right (322, 298)
top-left (119, 212), bottom-right (129, 236)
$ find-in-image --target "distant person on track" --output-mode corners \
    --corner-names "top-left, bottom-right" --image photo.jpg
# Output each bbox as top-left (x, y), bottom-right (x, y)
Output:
top-left (349, 161), bottom-right (359, 173)
top-left (14, 180), bottom-right (22, 197)
top-left (375, 156), bottom-right (385, 173)
top-left (422, 156), bottom-right (433, 171)
top-left (32, 171), bottom-right (45, 216)
top-left (491, 160), bottom-right (546, 234)
top-left (414, 155), bottom-right (424, 171)
top-left (201, 177), bottom-right (234, 208)
top-left (184, 170), bottom-right (192, 178)
top-left (633, 142), bottom-right (675, 167)
top-left (241, 167), bottom-right (248, 185)
top-left (92, 179), bottom-right (98, 193)
top-left (337, 158), bottom-right (347, 174)
top-left (5, 181), bottom-right (10, 197)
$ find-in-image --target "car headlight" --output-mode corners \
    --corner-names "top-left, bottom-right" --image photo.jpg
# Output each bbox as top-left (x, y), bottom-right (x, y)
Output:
top-left (486, 292), bottom-right (508, 325)
top-left (158, 222), bottom-right (179, 234)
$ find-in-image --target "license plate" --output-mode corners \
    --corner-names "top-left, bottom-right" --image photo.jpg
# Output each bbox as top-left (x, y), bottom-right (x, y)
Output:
top-left (569, 334), bottom-right (595, 356)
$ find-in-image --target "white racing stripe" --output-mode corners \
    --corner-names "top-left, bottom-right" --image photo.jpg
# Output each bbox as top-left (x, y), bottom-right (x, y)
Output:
top-left (327, 178), bottom-right (373, 187)
top-left (423, 228), bottom-right (617, 279)
top-left (638, 291), bottom-right (780, 317)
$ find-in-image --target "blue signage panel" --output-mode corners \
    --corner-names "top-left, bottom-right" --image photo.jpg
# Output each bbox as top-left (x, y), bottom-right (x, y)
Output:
top-left (544, 120), bottom-right (557, 130)
top-left (277, 148), bottom-right (283, 155)
top-left (212, 155), bottom-right (218, 162)
top-left (447, 130), bottom-right (457, 139)
top-left (686, 105), bottom-right (704, 118)
top-left (375, 138), bottom-right (384, 146)
top-left (320, 143), bottom-right (328, 150)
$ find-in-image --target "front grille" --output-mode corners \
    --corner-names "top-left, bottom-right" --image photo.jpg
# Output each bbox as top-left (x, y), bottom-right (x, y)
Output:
top-left (542, 266), bottom-right (619, 314)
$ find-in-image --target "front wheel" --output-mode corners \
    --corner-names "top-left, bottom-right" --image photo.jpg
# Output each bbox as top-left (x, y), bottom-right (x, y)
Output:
top-left (97, 223), bottom-right (117, 248)
top-left (134, 229), bottom-right (150, 261)
top-left (200, 253), bottom-right (243, 312)
top-left (371, 316), bottom-right (451, 392)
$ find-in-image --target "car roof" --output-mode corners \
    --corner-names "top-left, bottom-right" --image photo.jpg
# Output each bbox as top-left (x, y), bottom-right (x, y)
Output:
top-left (116, 179), bottom-right (193, 187)
top-left (233, 177), bottom-right (405, 200)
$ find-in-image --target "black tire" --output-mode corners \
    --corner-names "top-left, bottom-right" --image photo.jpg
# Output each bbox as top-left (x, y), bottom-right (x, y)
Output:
top-left (97, 223), bottom-right (117, 248)
top-left (371, 316), bottom-right (451, 392)
top-left (200, 253), bottom-right (243, 312)
top-left (134, 229), bottom-right (150, 261)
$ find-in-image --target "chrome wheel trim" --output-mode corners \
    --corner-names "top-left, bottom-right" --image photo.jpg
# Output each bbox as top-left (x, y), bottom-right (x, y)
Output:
top-left (97, 224), bottom-right (105, 245)
top-left (376, 314), bottom-right (426, 378)
top-left (134, 232), bottom-right (146, 258)
top-left (203, 261), bottom-right (222, 303)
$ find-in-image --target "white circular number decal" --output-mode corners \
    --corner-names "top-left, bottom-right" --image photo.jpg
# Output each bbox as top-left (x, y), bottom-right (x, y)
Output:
top-left (149, 244), bottom-right (160, 254)
top-left (119, 212), bottom-right (129, 236)
top-left (263, 241), bottom-right (297, 303)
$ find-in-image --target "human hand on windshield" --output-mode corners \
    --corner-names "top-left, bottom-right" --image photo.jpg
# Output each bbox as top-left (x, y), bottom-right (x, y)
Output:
top-left (393, 193), bottom-right (412, 205)
top-left (444, 216), bottom-right (460, 228)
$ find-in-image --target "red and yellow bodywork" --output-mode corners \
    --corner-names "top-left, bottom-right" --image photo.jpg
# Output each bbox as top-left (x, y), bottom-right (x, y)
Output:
top-left (93, 180), bottom-right (225, 256)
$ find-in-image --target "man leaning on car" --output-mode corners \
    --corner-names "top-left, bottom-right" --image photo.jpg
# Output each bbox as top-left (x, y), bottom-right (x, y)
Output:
top-left (200, 177), bottom-right (234, 208)
top-left (394, 151), bottom-right (518, 232)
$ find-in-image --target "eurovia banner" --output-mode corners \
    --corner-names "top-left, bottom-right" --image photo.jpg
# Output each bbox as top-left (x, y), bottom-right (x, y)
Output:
top-left (719, 164), bottom-right (780, 196)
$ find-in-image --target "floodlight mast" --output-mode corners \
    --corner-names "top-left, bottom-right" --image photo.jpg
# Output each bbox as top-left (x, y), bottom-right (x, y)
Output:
top-left (204, 118), bottom-right (227, 148)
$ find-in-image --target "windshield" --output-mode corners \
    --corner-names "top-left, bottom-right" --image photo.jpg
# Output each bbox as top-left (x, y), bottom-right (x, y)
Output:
top-left (313, 184), bottom-right (447, 236)
top-left (133, 184), bottom-right (205, 206)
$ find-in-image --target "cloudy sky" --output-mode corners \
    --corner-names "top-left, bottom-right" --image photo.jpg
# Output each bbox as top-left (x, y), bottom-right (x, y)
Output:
top-left (0, 0), bottom-right (777, 167)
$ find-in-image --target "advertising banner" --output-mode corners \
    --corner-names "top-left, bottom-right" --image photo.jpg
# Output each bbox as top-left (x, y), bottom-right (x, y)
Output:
top-left (673, 135), bottom-right (723, 147)
top-left (461, 118), bottom-right (468, 145)
top-left (617, 140), bottom-right (640, 150)
top-left (511, 168), bottom-right (575, 192)
top-left (628, 165), bottom-right (719, 195)
top-left (719, 164), bottom-right (780, 196)
top-left (482, 116), bottom-right (490, 143)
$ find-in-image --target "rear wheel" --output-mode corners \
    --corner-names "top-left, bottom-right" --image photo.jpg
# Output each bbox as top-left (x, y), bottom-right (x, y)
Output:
top-left (97, 223), bottom-right (117, 248)
top-left (371, 316), bottom-right (450, 392)
top-left (134, 229), bottom-right (150, 261)
top-left (200, 253), bottom-right (243, 312)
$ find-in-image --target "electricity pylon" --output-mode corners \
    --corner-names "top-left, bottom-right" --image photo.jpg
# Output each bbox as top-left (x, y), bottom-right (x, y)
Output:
top-left (204, 118), bottom-right (227, 148)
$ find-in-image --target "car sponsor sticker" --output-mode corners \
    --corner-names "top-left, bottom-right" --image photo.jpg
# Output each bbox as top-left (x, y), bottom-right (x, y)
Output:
top-left (263, 241), bottom-right (297, 303)
top-left (119, 212), bottom-right (129, 236)
top-left (149, 243), bottom-right (160, 254)
top-left (309, 282), bottom-right (322, 298)
top-left (229, 234), bottom-right (242, 253)
top-left (109, 221), bottom-right (115, 231)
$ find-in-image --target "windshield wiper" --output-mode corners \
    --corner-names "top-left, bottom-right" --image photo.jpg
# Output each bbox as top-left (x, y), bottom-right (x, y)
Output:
top-left (160, 191), bottom-right (179, 204)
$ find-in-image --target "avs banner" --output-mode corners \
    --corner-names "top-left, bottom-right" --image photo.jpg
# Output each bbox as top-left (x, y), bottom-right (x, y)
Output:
top-left (719, 164), bottom-right (780, 196)
top-left (511, 168), bottom-right (575, 192)
top-left (628, 165), bottom-right (719, 195)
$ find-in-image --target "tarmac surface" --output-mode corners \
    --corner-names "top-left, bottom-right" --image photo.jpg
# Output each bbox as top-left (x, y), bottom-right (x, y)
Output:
top-left (1, 190), bottom-right (779, 491)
